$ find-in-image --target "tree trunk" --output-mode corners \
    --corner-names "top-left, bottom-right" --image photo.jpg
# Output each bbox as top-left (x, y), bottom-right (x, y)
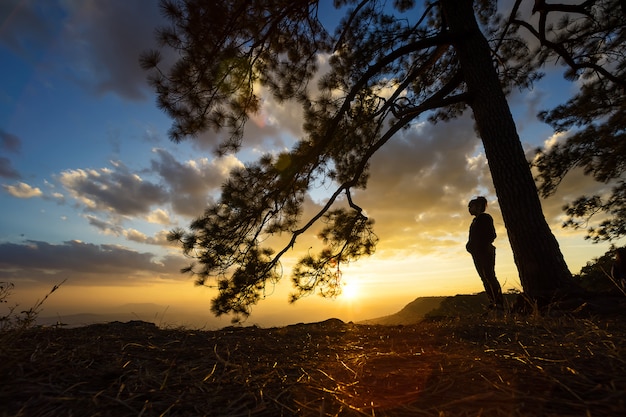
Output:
top-left (441, 0), bottom-right (575, 300)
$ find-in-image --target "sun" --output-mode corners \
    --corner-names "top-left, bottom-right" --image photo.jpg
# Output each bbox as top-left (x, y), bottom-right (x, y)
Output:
top-left (341, 279), bottom-right (360, 300)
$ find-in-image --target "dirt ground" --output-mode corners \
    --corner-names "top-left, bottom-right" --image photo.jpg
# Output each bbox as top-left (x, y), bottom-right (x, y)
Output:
top-left (1, 313), bottom-right (625, 416)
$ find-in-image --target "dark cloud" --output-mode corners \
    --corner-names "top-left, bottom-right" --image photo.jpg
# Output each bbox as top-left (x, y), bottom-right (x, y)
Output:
top-left (53, 150), bottom-right (240, 225)
top-left (0, 156), bottom-right (20, 179)
top-left (1, 0), bottom-right (165, 101)
top-left (0, 0), bottom-right (62, 59)
top-left (58, 162), bottom-right (169, 216)
top-left (0, 240), bottom-right (187, 285)
top-left (0, 131), bottom-right (22, 178)
top-left (85, 215), bottom-right (123, 235)
top-left (0, 130), bottom-right (21, 153)
top-left (58, 1), bottom-right (166, 100)
top-left (150, 148), bottom-right (242, 217)
top-left (84, 214), bottom-right (173, 247)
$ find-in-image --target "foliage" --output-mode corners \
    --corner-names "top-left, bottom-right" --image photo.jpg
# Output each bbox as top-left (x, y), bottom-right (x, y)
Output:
top-left (143, 0), bottom-right (622, 318)
top-left (530, 0), bottom-right (626, 242)
top-left (140, 0), bottom-right (332, 151)
top-left (573, 245), bottom-right (625, 294)
top-left (0, 281), bottom-right (11, 304)
top-left (0, 280), bottom-right (65, 332)
top-left (0, 280), bottom-right (65, 361)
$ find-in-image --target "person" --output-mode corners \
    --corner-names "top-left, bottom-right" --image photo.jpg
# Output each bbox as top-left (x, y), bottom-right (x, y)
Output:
top-left (466, 196), bottom-right (504, 309)
top-left (611, 247), bottom-right (626, 292)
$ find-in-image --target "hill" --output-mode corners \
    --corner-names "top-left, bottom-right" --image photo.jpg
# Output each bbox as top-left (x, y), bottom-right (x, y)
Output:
top-left (359, 296), bottom-right (448, 325)
top-left (360, 292), bottom-right (515, 325)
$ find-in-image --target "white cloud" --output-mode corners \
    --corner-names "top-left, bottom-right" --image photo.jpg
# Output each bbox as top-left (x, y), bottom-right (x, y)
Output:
top-left (542, 130), bottom-right (568, 150)
top-left (146, 208), bottom-right (171, 225)
top-left (124, 229), bottom-right (172, 247)
top-left (3, 182), bottom-right (42, 198)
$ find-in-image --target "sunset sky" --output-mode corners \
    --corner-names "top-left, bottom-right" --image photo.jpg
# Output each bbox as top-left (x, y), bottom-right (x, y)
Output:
top-left (0, 1), bottom-right (621, 329)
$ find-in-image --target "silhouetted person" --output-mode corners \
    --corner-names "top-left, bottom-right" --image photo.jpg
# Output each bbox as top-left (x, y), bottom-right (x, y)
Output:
top-left (611, 247), bottom-right (626, 292)
top-left (466, 196), bottom-right (503, 309)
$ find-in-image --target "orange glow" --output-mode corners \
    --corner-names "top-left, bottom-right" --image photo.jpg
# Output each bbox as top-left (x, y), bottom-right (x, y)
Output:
top-left (341, 278), bottom-right (360, 301)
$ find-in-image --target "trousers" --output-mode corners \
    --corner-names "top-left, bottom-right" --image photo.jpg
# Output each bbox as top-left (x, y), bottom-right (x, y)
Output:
top-left (471, 245), bottom-right (503, 306)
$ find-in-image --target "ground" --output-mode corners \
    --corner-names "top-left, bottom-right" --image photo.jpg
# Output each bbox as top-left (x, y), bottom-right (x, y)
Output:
top-left (1, 312), bottom-right (625, 416)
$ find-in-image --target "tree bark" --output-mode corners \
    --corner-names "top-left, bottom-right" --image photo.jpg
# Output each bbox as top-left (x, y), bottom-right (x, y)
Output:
top-left (440, 0), bottom-right (575, 300)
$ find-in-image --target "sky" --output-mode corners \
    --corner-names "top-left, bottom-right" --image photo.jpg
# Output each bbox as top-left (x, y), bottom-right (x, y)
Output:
top-left (0, 0), bottom-right (621, 329)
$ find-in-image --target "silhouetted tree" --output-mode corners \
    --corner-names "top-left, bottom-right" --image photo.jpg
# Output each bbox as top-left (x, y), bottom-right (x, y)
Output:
top-left (142, 0), bottom-right (620, 319)
top-left (530, 0), bottom-right (626, 242)
top-left (573, 246), bottom-right (624, 294)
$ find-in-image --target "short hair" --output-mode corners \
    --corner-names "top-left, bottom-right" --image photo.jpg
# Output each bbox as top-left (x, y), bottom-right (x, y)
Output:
top-left (469, 196), bottom-right (488, 211)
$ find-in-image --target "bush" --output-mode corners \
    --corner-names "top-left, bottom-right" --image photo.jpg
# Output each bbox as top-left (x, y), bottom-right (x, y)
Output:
top-left (0, 280), bottom-right (65, 333)
top-left (573, 246), bottom-right (625, 295)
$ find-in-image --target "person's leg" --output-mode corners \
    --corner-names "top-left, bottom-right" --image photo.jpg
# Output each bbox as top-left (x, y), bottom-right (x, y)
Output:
top-left (482, 246), bottom-right (503, 307)
top-left (473, 249), bottom-right (503, 307)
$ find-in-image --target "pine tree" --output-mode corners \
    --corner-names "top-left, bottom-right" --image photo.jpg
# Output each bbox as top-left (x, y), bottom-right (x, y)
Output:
top-left (530, 0), bottom-right (626, 242)
top-left (141, 0), bottom-right (622, 319)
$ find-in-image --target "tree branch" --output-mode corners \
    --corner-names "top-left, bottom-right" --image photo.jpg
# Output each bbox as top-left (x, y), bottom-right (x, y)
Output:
top-left (513, 2), bottom-right (626, 89)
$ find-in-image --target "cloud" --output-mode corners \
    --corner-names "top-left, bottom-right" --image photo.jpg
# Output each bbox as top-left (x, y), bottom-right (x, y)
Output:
top-left (347, 115), bottom-right (493, 256)
top-left (0, 240), bottom-right (188, 286)
top-left (150, 148), bottom-right (243, 217)
top-left (3, 148), bottom-right (242, 237)
top-left (84, 214), bottom-right (172, 247)
top-left (0, 131), bottom-right (21, 179)
top-left (146, 208), bottom-right (172, 225)
top-left (179, 55), bottom-right (330, 152)
top-left (49, 148), bottom-right (243, 238)
top-left (0, 0), bottom-right (164, 100)
top-left (3, 181), bottom-right (42, 198)
top-left (0, 130), bottom-right (21, 153)
top-left (0, 157), bottom-right (20, 179)
top-left (57, 0), bottom-right (166, 100)
top-left (85, 215), bottom-right (123, 236)
top-left (0, 0), bottom-right (61, 60)
top-left (529, 132), bottom-right (614, 231)
top-left (124, 229), bottom-right (172, 246)
top-left (58, 163), bottom-right (169, 216)
top-left (187, 94), bottom-right (296, 152)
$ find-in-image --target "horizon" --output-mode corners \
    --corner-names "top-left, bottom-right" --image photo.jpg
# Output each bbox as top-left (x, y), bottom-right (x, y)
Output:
top-left (31, 291), bottom-right (488, 330)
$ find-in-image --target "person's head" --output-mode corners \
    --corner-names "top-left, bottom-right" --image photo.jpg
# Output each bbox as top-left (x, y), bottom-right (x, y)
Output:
top-left (468, 196), bottom-right (488, 216)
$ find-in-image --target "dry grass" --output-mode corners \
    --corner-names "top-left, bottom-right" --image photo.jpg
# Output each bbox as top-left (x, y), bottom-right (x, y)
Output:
top-left (1, 312), bottom-right (625, 417)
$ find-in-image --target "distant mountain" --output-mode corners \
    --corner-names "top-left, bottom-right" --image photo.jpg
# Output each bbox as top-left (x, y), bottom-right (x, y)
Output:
top-left (360, 293), bottom-right (500, 325)
top-left (37, 312), bottom-right (140, 328)
top-left (359, 296), bottom-right (447, 325)
top-left (36, 303), bottom-right (170, 328)
top-left (36, 303), bottom-right (223, 329)
top-left (113, 303), bottom-right (168, 312)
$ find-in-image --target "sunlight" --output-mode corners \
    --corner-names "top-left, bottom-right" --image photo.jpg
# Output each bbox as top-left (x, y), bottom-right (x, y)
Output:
top-left (342, 279), bottom-right (360, 300)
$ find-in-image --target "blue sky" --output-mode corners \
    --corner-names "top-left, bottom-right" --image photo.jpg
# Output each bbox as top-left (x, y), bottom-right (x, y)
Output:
top-left (0, 1), bottom-right (620, 328)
